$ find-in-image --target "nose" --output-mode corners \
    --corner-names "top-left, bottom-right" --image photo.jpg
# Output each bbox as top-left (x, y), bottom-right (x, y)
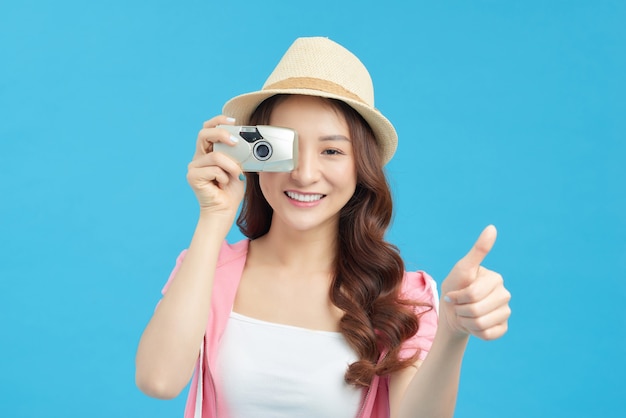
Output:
top-left (290, 147), bottom-right (320, 185)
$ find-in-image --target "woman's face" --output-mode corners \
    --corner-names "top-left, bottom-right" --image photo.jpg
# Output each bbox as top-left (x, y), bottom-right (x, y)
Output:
top-left (259, 95), bottom-right (357, 235)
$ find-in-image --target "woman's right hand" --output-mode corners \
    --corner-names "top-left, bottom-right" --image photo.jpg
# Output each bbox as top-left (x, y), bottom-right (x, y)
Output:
top-left (187, 115), bottom-right (245, 220)
top-left (137, 115), bottom-right (244, 399)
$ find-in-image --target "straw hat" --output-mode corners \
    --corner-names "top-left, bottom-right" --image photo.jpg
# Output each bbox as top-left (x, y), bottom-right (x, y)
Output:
top-left (222, 37), bottom-right (398, 164)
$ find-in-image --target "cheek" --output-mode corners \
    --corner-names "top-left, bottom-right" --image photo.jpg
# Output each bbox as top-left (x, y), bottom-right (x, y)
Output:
top-left (258, 174), bottom-right (270, 198)
top-left (335, 162), bottom-right (357, 188)
top-left (327, 168), bottom-right (357, 201)
top-left (258, 173), bottom-right (283, 199)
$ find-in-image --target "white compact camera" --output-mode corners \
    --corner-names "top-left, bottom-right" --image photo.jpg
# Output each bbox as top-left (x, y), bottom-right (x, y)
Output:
top-left (214, 125), bottom-right (298, 172)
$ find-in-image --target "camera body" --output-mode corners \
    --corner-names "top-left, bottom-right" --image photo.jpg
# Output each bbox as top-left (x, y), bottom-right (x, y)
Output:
top-left (214, 125), bottom-right (298, 172)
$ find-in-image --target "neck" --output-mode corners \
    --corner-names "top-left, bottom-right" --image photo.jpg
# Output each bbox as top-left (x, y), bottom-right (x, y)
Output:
top-left (251, 223), bottom-right (338, 274)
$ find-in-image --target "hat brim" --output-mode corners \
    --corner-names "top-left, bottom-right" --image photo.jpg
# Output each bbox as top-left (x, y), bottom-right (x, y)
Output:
top-left (222, 88), bottom-right (397, 165)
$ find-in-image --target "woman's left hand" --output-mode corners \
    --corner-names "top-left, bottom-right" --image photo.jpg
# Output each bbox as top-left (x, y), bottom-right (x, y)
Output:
top-left (439, 225), bottom-right (511, 341)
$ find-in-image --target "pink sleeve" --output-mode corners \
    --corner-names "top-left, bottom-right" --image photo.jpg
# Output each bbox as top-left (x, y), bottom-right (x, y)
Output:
top-left (160, 249), bottom-right (188, 296)
top-left (398, 271), bottom-right (440, 361)
top-left (154, 250), bottom-right (188, 311)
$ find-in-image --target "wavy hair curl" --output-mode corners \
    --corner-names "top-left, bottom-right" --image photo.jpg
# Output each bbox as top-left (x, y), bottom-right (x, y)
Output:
top-left (237, 94), bottom-right (429, 387)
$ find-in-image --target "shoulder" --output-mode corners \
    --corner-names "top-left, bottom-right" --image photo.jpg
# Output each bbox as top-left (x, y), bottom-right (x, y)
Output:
top-left (218, 239), bottom-right (249, 265)
top-left (171, 239), bottom-right (249, 266)
top-left (400, 271), bottom-right (439, 310)
top-left (397, 270), bottom-right (440, 361)
top-left (161, 239), bottom-right (249, 295)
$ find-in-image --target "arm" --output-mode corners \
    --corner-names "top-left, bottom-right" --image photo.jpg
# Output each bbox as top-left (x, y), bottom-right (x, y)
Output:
top-left (390, 226), bottom-right (511, 418)
top-left (389, 312), bottom-right (469, 417)
top-left (135, 115), bottom-right (244, 399)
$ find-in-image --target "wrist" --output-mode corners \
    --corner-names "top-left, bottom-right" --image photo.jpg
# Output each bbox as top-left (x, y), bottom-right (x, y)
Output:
top-left (437, 306), bottom-right (472, 345)
top-left (437, 324), bottom-right (471, 346)
top-left (196, 211), bottom-right (235, 236)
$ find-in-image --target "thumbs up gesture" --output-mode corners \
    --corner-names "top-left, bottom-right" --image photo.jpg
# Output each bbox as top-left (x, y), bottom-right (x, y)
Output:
top-left (440, 225), bottom-right (511, 340)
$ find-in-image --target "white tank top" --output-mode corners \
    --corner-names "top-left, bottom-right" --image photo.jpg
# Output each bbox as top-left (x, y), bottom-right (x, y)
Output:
top-left (215, 311), bottom-right (363, 418)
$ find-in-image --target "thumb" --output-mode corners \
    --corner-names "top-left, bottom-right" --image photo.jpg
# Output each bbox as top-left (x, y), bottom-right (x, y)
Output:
top-left (458, 225), bottom-right (497, 273)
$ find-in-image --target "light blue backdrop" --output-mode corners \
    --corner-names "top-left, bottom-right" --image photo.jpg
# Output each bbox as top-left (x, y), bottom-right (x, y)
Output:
top-left (1, 1), bottom-right (624, 417)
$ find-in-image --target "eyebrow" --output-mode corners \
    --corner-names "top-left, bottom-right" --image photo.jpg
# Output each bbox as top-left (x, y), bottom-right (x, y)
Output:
top-left (319, 135), bottom-right (351, 142)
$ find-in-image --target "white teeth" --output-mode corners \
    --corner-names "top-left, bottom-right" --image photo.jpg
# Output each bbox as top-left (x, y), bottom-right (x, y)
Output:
top-left (286, 191), bottom-right (324, 202)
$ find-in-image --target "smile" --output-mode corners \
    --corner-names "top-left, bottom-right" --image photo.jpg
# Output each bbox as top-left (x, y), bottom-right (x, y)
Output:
top-left (285, 191), bottom-right (325, 202)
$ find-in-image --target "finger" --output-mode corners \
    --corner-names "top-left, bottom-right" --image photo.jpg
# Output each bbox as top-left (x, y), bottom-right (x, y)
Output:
top-left (445, 267), bottom-right (503, 304)
top-left (469, 322), bottom-right (509, 341)
top-left (189, 151), bottom-right (243, 179)
top-left (195, 128), bottom-right (240, 158)
top-left (187, 165), bottom-right (231, 187)
top-left (456, 304), bottom-right (511, 335)
top-left (457, 225), bottom-right (497, 273)
top-left (202, 115), bottom-right (237, 129)
top-left (453, 285), bottom-right (511, 318)
top-left (195, 116), bottom-right (239, 156)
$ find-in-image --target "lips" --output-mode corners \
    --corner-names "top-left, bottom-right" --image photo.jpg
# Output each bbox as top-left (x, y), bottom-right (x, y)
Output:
top-left (285, 191), bottom-right (325, 202)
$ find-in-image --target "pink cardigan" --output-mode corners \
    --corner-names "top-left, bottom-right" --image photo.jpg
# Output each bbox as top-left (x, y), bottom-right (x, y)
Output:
top-left (161, 240), bottom-right (439, 418)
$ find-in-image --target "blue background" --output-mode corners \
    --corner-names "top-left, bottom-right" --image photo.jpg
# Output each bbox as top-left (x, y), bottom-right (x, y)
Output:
top-left (1, 0), bottom-right (624, 417)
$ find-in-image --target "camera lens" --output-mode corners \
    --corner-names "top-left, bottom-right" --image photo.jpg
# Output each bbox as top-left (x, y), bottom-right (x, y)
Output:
top-left (253, 141), bottom-right (272, 161)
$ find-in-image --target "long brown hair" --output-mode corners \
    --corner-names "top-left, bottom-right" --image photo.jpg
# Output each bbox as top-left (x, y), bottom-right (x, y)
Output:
top-left (237, 94), bottom-right (430, 387)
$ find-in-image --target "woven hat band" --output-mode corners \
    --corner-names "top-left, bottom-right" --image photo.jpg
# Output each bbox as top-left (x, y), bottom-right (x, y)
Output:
top-left (264, 77), bottom-right (367, 105)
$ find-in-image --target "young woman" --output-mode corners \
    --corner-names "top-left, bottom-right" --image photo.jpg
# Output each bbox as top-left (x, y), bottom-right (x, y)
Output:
top-left (136, 37), bottom-right (511, 418)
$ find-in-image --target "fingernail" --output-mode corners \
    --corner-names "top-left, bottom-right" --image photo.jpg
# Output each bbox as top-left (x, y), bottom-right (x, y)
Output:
top-left (225, 117), bottom-right (236, 123)
top-left (443, 295), bottom-right (452, 303)
top-left (238, 173), bottom-right (245, 181)
top-left (230, 134), bottom-right (239, 143)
